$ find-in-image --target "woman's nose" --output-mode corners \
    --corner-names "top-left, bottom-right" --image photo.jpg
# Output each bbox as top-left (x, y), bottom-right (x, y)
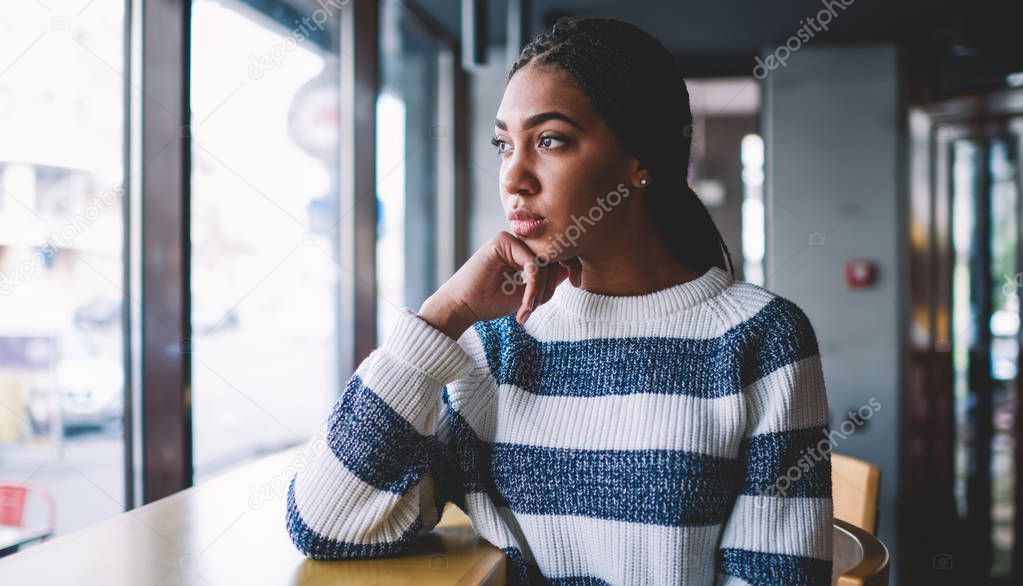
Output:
top-left (500, 152), bottom-right (540, 196)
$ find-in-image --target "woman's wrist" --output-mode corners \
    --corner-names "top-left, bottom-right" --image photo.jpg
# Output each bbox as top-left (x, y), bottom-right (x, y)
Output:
top-left (417, 293), bottom-right (473, 341)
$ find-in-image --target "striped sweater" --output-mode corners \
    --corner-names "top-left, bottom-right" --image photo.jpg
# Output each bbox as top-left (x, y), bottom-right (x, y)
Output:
top-left (285, 265), bottom-right (834, 585)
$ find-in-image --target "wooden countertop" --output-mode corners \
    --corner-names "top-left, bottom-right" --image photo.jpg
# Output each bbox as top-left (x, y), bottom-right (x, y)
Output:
top-left (0, 447), bottom-right (506, 585)
top-left (1, 445), bottom-right (888, 585)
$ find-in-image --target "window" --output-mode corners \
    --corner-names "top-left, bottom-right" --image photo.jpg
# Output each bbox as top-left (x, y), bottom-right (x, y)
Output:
top-left (0, 0), bottom-right (127, 536)
top-left (375, 0), bottom-right (458, 344)
top-left (189, 0), bottom-right (343, 480)
top-left (741, 133), bottom-right (765, 285)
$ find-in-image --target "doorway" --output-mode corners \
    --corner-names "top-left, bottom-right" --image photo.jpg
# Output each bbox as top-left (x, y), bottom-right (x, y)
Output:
top-left (907, 89), bottom-right (1023, 584)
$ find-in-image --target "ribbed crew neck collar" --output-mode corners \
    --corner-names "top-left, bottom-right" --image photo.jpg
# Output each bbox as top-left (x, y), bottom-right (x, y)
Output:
top-left (549, 265), bottom-right (733, 323)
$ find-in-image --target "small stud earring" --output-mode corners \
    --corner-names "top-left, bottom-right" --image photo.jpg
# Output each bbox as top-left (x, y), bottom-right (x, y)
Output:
top-left (639, 178), bottom-right (649, 186)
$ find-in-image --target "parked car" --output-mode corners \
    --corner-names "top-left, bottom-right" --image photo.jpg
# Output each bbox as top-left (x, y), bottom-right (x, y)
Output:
top-left (53, 329), bottom-right (123, 432)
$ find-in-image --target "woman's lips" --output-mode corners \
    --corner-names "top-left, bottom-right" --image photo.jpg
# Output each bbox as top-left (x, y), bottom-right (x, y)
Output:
top-left (508, 208), bottom-right (546, 237)
top-left (510, 217), bottom-right (546, 237)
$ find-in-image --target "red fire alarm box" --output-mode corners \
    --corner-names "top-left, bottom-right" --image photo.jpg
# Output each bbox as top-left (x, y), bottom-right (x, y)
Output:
top-left (844, 259), bottom-right (877, 289)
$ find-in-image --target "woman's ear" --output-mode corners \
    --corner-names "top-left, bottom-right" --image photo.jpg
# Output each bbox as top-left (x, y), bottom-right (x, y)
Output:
top-left (626, 158), bottom-right (652, 189)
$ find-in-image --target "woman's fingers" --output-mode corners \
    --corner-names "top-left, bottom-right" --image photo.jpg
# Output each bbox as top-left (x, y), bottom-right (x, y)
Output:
top-left (516, 257), bottom-right (539, 324)
top-left (531, 261), bottom-right (556, 306)
top-left (531, 261), bottom-right (548, 310)
top-left (493, 232), bottom-right (569, 324)
top-left (494, 233), bottom-right (540, 323)
top-left (540, 261), bottom-right (561, 304)
top-left (521, 261), bottom-right (563, 322)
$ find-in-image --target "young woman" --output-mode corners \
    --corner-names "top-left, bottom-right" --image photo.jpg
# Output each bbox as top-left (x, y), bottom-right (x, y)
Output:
top-left (287, 17), bottom-right (833, 586)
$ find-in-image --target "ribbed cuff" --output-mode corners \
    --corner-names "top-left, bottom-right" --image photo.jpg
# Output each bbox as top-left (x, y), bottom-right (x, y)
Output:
top-left (381, 307), bottom-right (474, 385)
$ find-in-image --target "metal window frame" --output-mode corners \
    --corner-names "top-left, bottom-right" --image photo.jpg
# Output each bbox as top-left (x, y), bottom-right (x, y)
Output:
top-left (338, 0), bottom-right (380, 376)
top-left (136, 0), bottom-right (193, 503)
top-left (126, 0), bottom-right (466, 505)
top-left (400, 0), bottom-right (470, 289)
top-left (129, 0), bottom-right (385, 503)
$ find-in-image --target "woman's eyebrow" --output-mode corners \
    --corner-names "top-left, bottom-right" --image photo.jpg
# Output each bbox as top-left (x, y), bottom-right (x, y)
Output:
top-left (494, 111), bottom-right (583, 131)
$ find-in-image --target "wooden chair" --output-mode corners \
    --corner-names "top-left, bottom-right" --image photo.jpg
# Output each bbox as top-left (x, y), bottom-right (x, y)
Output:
top-left (833, 519), bottom-right (890, 585)
top-left (831, 453), bottom-right (881, 534)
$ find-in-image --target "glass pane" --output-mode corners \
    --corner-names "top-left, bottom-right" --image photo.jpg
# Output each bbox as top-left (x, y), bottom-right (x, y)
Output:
top-left (950, 139), bottom-right (981, 519)
top-left (190, 0), bottom-right (342, 480)
top-left (741, 133), bottom-right (765, 286)
top-left (376, 0), bottom-right (443, 344)
top-left (988, 137), bottom-right (1018, 576)
top-left (0, 0), bottom-right (126, 540)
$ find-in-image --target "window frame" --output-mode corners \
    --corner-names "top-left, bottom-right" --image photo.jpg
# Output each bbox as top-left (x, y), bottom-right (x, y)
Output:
top-left (128, 0), bottom-right (466, 504)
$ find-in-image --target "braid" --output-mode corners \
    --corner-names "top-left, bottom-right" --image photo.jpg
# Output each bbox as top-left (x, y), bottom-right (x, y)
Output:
top-left (507, 17), bottom-right (735, 279)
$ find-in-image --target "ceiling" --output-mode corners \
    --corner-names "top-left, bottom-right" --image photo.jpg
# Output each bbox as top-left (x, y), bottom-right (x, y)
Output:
top-left (270, 0), bottom-right (1023, 96)
top-left (421, 0), bottom-right (903, 50)
top-left (414, 0), bottom-right (1023, 88)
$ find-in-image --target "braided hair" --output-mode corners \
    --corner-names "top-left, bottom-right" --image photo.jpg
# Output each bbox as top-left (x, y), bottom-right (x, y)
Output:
top-left (508, 16), bottom-right (735, 278)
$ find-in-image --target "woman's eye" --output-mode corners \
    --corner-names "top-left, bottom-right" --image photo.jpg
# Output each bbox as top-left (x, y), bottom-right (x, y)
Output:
top-left (491, 134), bottom-right (564, 155)
top-left (538, 135), bottom-right (566, 151)
top-left (490, 136), bottom-right (511, 155)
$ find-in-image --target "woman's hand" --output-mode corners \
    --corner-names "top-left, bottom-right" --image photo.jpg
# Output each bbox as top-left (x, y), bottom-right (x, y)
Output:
top-left (418, 231), bottom-right (578, 340)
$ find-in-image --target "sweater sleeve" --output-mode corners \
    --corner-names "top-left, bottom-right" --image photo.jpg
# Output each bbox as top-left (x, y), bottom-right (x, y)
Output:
top-left (716, 298), bottom-right (834, 586)
top-left (285, 306), bottom-right (476, 560)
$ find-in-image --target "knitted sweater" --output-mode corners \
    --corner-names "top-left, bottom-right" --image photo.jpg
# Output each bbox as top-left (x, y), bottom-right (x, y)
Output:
top-left (285, 266), bottom-right (834, 585)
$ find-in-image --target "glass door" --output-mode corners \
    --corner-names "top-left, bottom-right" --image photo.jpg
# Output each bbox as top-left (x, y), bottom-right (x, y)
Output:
top-left (948, 130), bottom-right (1021, 580)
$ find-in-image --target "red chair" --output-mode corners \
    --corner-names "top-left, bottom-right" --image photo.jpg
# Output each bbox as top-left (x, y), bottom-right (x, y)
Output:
top-left (0, 483), bottom-right (56, 553)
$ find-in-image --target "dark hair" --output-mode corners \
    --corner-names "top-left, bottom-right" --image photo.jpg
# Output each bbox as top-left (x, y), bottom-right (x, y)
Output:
top-left (508, 16), bottom-right (735, 278)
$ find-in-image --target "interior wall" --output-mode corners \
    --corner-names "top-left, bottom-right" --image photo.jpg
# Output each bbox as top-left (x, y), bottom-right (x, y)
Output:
top-left (762, 43), bottom-right (904, 579)
top-left (467, 46), bottom-right (510, 251)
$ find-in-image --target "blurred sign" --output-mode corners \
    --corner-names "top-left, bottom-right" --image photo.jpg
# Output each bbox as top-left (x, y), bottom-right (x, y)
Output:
top-left (287, 65), bottom-right (339, 162)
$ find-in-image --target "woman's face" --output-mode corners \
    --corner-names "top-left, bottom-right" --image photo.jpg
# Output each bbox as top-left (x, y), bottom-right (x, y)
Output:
top-left (493, 63), bottom-right (642, 263)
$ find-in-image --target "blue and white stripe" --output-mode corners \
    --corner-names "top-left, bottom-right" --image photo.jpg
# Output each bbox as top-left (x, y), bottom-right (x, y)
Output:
top-left (285, 268), bottom-right (833, 584)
